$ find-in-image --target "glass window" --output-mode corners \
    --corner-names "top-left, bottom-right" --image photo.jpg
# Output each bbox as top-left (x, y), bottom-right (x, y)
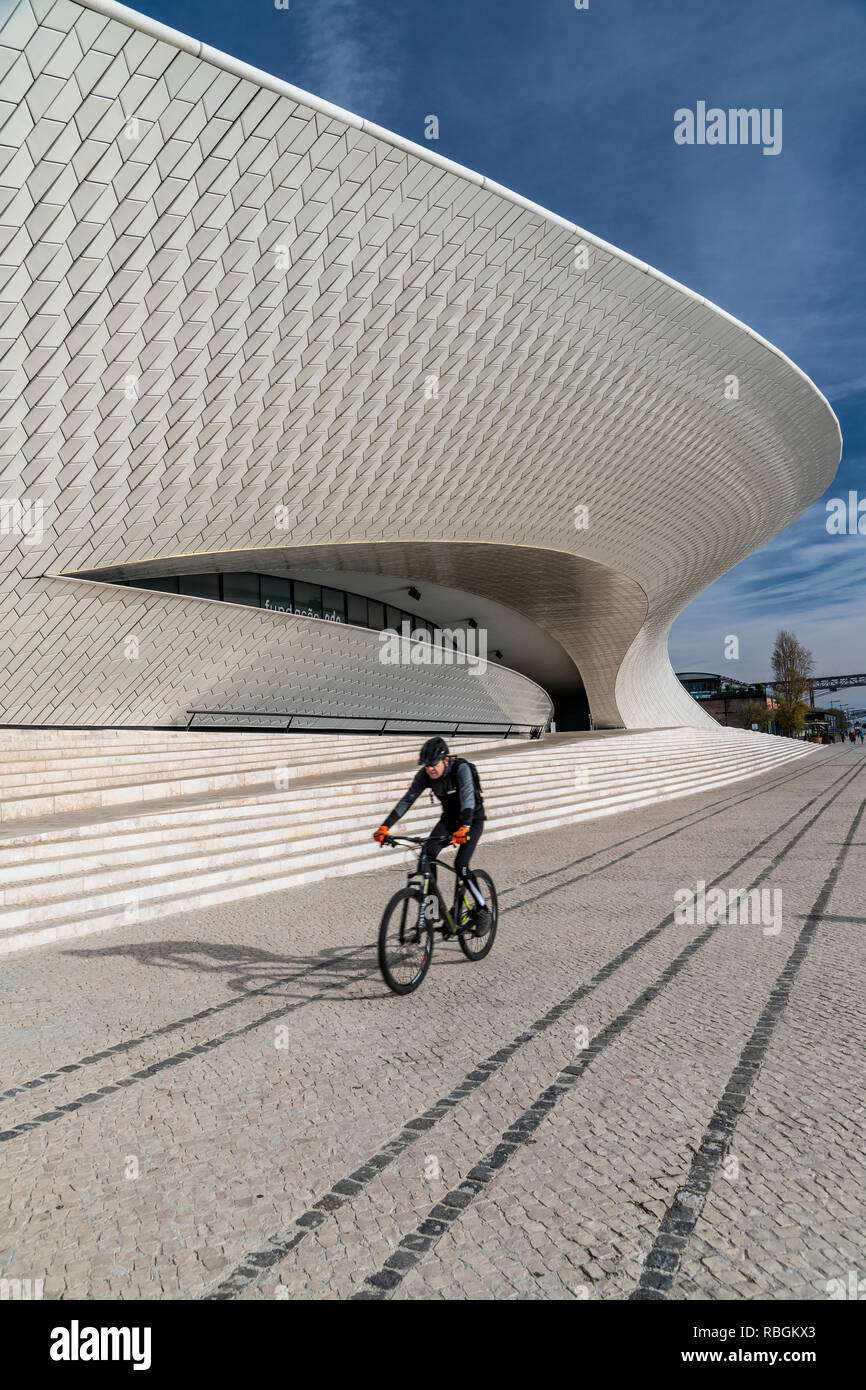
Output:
top-left (179, 573), bottom-right (220, 600)
top-left (367, 600), bottom-right (385, 630)
top-left (346, 592), bottom-right (368, 626)
top-left (138, 576), bottom-right (179, 593)
top-left (222, 572), bottom-right (261, 607)
top-left (404, 611), bottom-right (426, 637)
top-left (321, 587), bottom-right (346, 623)
top-left (386, 605), bottom-right (404, 633)
top-left (261, 575), bottom-right (292, 613)
top-left (293, 581), bottom-right (322, 618)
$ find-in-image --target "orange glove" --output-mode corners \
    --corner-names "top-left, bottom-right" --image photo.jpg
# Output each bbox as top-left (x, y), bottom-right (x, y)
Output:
top-left (373, 825), bottom-right (389, 844)
top-left (451, 825), bottom-right (470, 846)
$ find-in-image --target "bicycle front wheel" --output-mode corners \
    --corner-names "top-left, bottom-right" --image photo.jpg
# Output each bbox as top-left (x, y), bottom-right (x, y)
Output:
top-left (378, 888), bottom-right (433, 994)
top-left (458, 870), bottom-right (498, 961)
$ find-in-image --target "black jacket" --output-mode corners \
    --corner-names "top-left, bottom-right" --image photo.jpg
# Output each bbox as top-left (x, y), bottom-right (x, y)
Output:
top-left (384, 756), bottom-right (484, 829)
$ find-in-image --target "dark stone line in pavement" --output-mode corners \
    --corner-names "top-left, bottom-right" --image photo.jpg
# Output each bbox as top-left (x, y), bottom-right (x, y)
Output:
top-left (348, 762), bottom-right (864, 1301)
top-left (0, 965), bottom-right (372, 1144)
top-left (3, 752), bottom-right (834, 1115)
top-left (202, 757), bottom-right (860, 1301)
top-left (628, 795), bottom-right (865, 1301)
top-left (0, 943), bottom-right (369, 1104)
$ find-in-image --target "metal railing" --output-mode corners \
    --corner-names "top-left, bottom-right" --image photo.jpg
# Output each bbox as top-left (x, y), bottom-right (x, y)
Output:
top-left (186, 709), bottom-right (547, 738)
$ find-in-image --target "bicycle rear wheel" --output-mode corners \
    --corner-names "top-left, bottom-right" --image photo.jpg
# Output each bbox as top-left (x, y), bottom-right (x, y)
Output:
top-left (378, 888), bottom-right (433, 994)
top-left (458, 870), bottom-right (498, 961)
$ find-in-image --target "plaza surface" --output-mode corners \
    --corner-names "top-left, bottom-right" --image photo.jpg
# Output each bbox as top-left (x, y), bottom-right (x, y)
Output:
top-left (1, 742), bottom-right (863, 1301)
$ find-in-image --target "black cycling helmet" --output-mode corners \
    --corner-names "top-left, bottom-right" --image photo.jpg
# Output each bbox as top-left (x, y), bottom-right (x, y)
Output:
top-left (419, 736), bottom-right (449, 766)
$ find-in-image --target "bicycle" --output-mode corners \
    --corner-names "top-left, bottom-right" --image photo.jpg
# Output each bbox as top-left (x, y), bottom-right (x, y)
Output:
top-left (376, 835), bottom-right (499, 995)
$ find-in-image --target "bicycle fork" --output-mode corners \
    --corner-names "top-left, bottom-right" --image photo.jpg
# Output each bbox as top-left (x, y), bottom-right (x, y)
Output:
top-left (404, 870), bottom-right (440, 941)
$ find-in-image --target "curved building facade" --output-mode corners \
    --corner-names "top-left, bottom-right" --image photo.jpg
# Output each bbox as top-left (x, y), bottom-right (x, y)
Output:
top-left (0, 0), bottom-right (842, 731)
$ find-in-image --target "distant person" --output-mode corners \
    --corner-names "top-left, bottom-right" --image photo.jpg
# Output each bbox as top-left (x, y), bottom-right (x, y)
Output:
top-left (850, 729), bottom-right (857, 744)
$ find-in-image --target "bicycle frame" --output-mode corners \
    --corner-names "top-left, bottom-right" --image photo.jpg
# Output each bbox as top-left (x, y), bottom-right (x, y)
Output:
top-left (385, 835), bottom-right (477, 935)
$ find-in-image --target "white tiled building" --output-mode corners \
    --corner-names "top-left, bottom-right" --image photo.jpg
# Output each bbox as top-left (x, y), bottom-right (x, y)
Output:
top-left (0, 0), bottom-right (842, 732)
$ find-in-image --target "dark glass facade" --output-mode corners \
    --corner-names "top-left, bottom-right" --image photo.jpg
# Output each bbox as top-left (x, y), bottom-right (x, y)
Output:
top-left (677, 672), bottom-right (769, 701)
top-left (120, 572), bottom-right (442, 638)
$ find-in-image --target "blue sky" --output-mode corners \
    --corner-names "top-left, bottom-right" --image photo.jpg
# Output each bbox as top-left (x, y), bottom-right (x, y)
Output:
top-left (134, 0), bottom-right (865, 695)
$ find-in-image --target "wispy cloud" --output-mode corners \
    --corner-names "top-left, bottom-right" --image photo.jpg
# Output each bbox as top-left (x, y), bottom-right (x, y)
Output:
top-left (671, 476), bottom-right (866, 684)
top-left (292, 0), bottom-right (408, 116)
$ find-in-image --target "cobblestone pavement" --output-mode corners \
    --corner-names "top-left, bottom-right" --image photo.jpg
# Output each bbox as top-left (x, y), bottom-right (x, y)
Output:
top-left (1, 744), bottom-right (864, 1301)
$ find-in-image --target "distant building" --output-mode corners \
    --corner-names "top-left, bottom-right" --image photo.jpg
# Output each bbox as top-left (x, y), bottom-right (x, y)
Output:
top-left (676, 673), bottom-right (778, 729)
top-left (805, 706), bottom-right (847, 741)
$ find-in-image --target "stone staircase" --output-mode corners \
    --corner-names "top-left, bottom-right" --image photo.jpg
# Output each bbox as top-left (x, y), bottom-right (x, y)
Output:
top-left (0, 727), bottom-right (816, 955)
top-left (0, 730), bottom-right (494, 824)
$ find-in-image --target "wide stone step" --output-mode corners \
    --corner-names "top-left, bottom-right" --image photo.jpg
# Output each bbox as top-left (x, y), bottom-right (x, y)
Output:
top-left (0, 736), bottom-right (502, 822)
top-left (0, 742), bottom-right (792, 858)
top-left (0, 754), bottom-right (788, 904)
top-left (0, 745), bottom-right (815, 956)
top-left (0, 731), bottom-right (482, 774)
top-left (0, 739), bottom-right (814, 949)
top-left (0, 727), bottom-right (775, 797)
top-left (0, 728), bottom-right (735, 790)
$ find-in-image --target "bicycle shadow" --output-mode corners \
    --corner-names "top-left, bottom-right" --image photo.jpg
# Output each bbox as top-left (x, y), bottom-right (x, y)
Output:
top-left (64, 938), bottom-right (379, 998)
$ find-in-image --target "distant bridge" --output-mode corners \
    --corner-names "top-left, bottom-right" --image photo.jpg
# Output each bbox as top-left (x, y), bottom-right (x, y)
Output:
top-left (758, 675), bottom-right (866, 707)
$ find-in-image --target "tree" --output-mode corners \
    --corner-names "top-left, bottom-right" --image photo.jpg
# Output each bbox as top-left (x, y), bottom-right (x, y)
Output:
top-left (775, 701), bottom-right (808, 737)
top-left (771, 629), bottom-right (814, 736)
top-left (824, 706), bottom-right (849, 734)
top-left (736, 703), bottom-right (772, 731)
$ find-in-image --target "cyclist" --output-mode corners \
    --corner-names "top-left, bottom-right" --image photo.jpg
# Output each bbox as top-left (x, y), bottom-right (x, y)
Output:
top-left (374, 737), bottom-right (490, 929)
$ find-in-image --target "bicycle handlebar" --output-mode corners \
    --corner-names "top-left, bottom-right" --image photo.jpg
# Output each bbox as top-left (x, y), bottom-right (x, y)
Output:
top-left (381, 834), bottom-right (462, 879)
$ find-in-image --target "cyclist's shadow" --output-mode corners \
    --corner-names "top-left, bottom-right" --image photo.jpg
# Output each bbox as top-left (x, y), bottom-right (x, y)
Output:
top-left (66, 937), bottom-right (379, 998)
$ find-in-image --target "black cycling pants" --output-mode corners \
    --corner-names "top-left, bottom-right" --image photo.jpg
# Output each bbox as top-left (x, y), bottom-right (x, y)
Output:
top-left (423, 816), bottom-right (485, 894)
